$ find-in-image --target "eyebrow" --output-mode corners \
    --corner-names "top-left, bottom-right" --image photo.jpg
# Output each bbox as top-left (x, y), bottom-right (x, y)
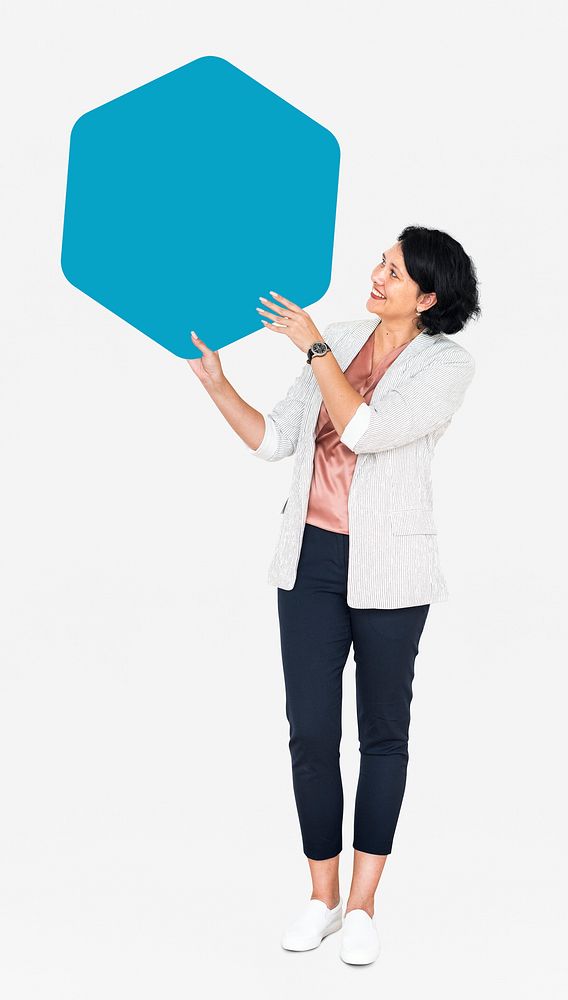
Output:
top-left (382, 252), bottom-right (402, 274)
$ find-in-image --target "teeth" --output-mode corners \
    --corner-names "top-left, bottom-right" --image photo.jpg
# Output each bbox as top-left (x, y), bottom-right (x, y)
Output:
top-left (372, 288), bottom-right (386, 298)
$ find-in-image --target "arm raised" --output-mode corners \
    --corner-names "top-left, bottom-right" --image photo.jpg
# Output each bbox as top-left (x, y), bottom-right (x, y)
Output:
top-left (246, 360), bottom-right (314, 462)
top-left (340, 351), bottom-right (476, 454)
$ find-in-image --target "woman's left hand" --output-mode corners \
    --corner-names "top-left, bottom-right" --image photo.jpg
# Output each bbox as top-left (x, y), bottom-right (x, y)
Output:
top-left (256, 292), bottom-right (324, 354)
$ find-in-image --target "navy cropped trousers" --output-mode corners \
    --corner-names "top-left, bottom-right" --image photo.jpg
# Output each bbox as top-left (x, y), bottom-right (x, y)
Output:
top-left (277, 522), bottom-right (430, 861)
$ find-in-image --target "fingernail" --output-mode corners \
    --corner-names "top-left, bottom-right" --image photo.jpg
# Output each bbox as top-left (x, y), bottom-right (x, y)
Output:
top-left (191, 331), bottom-right (197, 338)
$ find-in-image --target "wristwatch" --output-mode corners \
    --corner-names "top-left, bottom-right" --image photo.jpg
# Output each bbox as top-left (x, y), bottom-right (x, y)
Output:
top-left (307, 341), bottom-right (332, 364)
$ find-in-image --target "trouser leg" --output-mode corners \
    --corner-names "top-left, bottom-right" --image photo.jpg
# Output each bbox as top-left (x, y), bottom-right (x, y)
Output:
top-left (349, 603), bottom-right (430, 855)
top-left (277, 524), bottom-right (352, 861)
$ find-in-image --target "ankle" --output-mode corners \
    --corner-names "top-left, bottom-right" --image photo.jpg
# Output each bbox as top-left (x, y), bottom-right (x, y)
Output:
top-left (345, 900), bottom-right (374, 918)
top-left (311, 891), bottom-right (340, 910)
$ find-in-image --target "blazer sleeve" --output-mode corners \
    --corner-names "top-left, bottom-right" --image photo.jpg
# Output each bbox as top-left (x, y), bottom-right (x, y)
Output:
top-left (340, 350), bottom-right (476, 454)
top-left (246, 323), bottom-right (339, 462)
top-left (246, 360), bottom-right (314, 462)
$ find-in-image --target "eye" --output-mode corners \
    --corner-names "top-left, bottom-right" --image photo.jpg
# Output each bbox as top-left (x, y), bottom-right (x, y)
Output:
top-left (381, 257), bottom-right (398, 278)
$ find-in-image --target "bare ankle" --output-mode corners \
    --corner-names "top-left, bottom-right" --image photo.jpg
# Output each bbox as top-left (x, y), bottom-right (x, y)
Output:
top-left (345, 900), bottom-right (374, 918)
top-left (311, 891), bottom-right (340, 909)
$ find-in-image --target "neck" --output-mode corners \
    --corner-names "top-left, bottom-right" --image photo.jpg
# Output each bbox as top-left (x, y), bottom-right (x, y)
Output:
top-left (373, 317), bottom-right (423, 353)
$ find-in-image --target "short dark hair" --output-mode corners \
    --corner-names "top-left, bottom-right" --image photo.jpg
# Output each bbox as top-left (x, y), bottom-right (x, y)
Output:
top-left (397, 225), bottom-right (481, 336)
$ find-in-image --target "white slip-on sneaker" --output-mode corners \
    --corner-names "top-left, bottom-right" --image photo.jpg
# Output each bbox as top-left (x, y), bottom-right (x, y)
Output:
top-left (339, 908), bottom-right (381, 965)
top-left (281, 898), bottom-right (343, 951)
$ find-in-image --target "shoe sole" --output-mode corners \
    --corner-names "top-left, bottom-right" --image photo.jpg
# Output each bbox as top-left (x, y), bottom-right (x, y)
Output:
top-left (339, 945), bottom-right (380, 965)
top-left (281, 915), bottom-right (343, 951)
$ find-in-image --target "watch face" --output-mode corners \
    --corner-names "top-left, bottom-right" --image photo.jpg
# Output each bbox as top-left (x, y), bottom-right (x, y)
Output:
top-left (312, 342), bottom-right (328, 355)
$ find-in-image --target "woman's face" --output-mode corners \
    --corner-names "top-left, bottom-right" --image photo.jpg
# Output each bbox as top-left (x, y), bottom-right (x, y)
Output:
top-left (367, 242), bottom-right (436, 323)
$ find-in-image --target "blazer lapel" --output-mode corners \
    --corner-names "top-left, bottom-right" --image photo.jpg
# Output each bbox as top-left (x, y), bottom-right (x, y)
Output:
top-left (368, 324), bottom-right (440, 402)
top-left (306, 319), bottom-right (440, 438)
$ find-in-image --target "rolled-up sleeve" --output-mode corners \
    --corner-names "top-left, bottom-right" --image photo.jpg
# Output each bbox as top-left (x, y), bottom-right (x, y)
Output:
top-left (339, 400), bottom-right (372, 450)
top-left (247, 413), bottom-right (281, 461)
top-left (340, 352), bottom-right (476, 454)
top-left (246, 323), bottom-right (338, 462)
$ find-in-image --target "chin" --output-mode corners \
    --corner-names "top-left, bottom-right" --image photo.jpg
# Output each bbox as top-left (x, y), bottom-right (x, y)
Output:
top-left (365, 298), bottom-right (384, 314)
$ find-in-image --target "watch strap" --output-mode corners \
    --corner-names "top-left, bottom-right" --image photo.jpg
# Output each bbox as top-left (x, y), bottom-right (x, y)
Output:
top-left (306, 342), bottom-right (332, 365)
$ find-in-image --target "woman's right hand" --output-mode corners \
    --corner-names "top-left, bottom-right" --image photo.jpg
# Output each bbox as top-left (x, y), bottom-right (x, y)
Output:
top-left (186, 331), bottom-right (225, 392)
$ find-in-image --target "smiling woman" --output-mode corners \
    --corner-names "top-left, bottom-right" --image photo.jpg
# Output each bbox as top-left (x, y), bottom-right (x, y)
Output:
top-left (367, 225), bottom-right (482, 339)
top-left (186, 223), bottom-right (480, 965)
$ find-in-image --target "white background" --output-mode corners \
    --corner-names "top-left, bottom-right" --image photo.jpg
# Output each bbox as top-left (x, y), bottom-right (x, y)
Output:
top-left (1, 0), bottom-right (567, 996)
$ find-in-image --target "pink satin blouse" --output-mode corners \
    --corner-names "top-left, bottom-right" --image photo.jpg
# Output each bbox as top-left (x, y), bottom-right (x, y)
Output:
top-left (305, 330), bottom-right (413, 534)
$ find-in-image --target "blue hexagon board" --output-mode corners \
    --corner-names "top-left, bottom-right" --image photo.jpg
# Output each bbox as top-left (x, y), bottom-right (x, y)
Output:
top-left (61, 55), bottom-right (341, 359)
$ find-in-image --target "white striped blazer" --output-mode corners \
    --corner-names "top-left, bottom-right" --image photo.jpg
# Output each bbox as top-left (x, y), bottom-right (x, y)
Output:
top-left (246, 318), bottom-right (476, 609)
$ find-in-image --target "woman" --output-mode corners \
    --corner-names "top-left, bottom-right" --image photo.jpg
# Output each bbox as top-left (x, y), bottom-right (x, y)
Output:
top-left (187, 225), bottom-right (480, 965)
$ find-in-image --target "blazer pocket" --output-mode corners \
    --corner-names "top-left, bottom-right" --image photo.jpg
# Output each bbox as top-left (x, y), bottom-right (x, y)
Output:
top-left (390, 508), bottom-right (438, 535)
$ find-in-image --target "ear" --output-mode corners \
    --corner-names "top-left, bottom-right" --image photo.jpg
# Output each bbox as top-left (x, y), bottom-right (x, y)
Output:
top-left (421, 292), bottom-right (437, 309)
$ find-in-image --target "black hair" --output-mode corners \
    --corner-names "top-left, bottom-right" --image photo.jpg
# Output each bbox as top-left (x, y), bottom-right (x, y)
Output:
top-left (396, 225), bottom-right (481, 336)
